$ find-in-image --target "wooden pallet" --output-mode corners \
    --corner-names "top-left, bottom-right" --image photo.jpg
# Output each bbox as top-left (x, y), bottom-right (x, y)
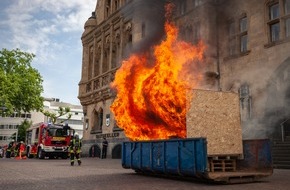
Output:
top-left (208, 157), bottom-right (237, 172)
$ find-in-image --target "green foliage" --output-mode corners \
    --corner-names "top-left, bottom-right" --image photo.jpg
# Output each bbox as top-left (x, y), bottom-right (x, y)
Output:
top-left (0, 48), bottom-right (44, 116)
top-left (42, 106), bottom-right (72, 124)
top-left (11, 120), bottom-right (32, 142)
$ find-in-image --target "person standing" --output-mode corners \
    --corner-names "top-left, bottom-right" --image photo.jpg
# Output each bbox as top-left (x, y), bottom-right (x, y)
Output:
top-left (0, 146), bottom-right (3, 158)
top-left (69, 133), bottom-right (82, 166)
top-left (6, 140), bottom-right (14, 158)
top-left (101, 137), bottom-right (108, 159)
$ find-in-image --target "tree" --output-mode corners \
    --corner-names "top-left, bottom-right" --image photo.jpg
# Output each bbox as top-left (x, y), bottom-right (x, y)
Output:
top-left (0, 48), bottom-right (44, 116)
top-left (11, 120), bottom-right (32, 142)
top-left (42, 106), bottom-right (72, 124)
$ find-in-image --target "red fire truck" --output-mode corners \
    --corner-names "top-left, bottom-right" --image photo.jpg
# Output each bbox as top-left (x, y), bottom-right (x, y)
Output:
top-left (25, 122), bottom-right (74, 159)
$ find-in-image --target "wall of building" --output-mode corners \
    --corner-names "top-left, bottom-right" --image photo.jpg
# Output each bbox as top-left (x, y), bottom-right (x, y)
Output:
top-left (79, 0), bottom-right (290, 157)
top-left (217, 0), bottom-right (290, 139)
top-left (79, 0), bottom-right (167, 158)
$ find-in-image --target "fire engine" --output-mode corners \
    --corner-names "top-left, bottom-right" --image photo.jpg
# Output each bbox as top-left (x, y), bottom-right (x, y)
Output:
top-left (25, 122), bottom-right (74, 159)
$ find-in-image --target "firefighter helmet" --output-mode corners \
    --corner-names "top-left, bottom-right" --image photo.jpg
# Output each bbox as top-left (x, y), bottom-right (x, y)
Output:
top-left (74, 132), bottom-right (79, 137)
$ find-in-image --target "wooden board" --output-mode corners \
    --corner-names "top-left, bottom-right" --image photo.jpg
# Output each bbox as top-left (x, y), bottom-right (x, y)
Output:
top-left (186, 89), bottom-right (243, 156)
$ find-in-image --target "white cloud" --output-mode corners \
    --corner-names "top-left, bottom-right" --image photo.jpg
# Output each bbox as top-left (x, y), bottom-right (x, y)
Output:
top-left (0, 0), bottom-right (96, 104)
top-left (4, 0), bottom-right (96, 54)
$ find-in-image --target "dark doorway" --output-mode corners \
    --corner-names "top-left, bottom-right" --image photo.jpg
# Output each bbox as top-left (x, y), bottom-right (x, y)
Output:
top-left (89, 145), bottom-right (101, 158)
top-left (112, 144), bottom-right (122, 159)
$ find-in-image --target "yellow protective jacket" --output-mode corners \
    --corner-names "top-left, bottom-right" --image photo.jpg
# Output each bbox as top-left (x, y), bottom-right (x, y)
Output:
top-left (69, 138), bottom-right (82, 153)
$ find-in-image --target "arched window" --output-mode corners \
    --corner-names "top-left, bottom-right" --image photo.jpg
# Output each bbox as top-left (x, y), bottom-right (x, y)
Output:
top-left (102, 37), bottom-right (110, 73)
top-left (239, 83), bottom-right (252, 120)
top-left (123, 22), bottom-right (132, 57)
top-left (98, 108), bottom-right (104, 131)
top-left (106, 0), bottom-right (111, 18)
top-left (92, 108), bottom-right (104, 132)
top-left (88, 46), bottom-right (94, 79)
top-left (94, 45), bottom-right (101, 77)
top-left (111, 32), bottom-right (120, 69)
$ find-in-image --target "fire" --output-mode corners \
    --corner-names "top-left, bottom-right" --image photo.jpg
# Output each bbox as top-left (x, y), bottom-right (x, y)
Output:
top-left (110, 4), bottom-right (205, 141)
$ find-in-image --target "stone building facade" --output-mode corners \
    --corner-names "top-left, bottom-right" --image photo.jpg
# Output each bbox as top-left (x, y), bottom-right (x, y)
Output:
top-left (79, 0), bottom-right (290, 158)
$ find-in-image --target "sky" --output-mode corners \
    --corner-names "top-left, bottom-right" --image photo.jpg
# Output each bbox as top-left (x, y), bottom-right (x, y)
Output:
top-left (0, 0), bottom-right (97, 105)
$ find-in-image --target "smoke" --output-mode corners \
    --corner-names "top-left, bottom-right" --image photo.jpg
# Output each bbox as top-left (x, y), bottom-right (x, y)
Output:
top-left (118, 0), bottom-right (290, 140)
top-left (211, 1), bottom-right (290, 140)
top-left (227, 58), bottom-right (290, 140)
top-left (121, 0), bottom-right (168, 55)
top-left (260, 58), bottom-right (290, 139)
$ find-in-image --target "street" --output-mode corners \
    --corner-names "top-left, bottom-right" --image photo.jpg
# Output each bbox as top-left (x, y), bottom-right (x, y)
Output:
top-left (0, 157), bottom-right (289, 190)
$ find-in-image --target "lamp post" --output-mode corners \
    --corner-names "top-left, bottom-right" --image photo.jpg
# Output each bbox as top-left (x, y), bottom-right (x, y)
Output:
top-left (15, 129), bottom-right (18, 142)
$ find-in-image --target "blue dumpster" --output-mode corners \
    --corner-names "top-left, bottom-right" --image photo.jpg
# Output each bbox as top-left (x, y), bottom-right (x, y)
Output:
top-left (122, 138), bottom-right (208, 178)
top-left (122, 138), bottom-right (273, 183)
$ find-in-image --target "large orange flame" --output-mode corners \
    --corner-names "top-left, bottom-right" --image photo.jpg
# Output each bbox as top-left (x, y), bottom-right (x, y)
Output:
top-left (111, 4), bottom-right (205, 141)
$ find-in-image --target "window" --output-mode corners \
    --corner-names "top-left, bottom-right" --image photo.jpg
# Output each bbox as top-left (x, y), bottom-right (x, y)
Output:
top-left (180, 0), bottom-right (187, 15)
top-left (269, 3), bottom-right (280, 42)
top-left (112, 32), bottom-right (120, 69)
top-left (286, 0), bottom-right (290, 14)
top-left (229, 21), bottom-right (235, 36)
top-left (123, 22), bottom-right (132, 57)
top-left (94, 46), bottom-right (101, 77)
top-left (286, 18), bottom-right (290, 37)
top-left (267, 1), bottom-right (290, 43)
top-left (227, 15), bottom-right (249, 56)
top-left (193, 22), bottom-right (200, 44)
top-left (180, 25), bottom-right (193, 43)
top-left (98, 108), bottom-right (103, 130)
top-left (270, 3), bottom-right (280, 19)
top-left (285, 0), bottom-right (290, 38)
top-left (239, 83), bottom-right (252, 120)
top-left (239, 17), bottom-right (248, 52)
top-left (240, 17), bottom-right (247, 32)
top-left (92, 108), bottom-right (104, 132)
top-left (106, 0), bottom-right (111, 18)
top-left (228, 21), bottom-right (235, 56)
top-left (103, 37), bottom-right (110, 74)
top-left (85, 119), bottom-right (89, 130)
top-left (271, 22), bottom-right (280, 41)
top-left (114, 0), bottom-right (119, 11)
top-left (194, 0), bottom-right (203, 7)
top-left (142, 22), bottom-right (146, 38)
top-left (88, 46), bottom-right (94, 79)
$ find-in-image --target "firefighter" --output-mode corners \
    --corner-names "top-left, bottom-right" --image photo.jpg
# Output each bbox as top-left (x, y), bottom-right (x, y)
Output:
top-left (15, 141), bottom-right (26, 159)
top-left (14, 142), bottom-right (21, 157)
top-left (6, 140), bottom-right (14, 158)
top-left (69, 132), bottom-right (82, 166)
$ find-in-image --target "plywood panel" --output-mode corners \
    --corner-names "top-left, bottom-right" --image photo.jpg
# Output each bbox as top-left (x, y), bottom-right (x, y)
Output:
top-left (186, 89), bottom-right (243, 156)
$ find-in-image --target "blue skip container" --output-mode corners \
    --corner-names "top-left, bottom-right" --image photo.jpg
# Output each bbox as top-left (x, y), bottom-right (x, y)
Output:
top-left (122, 138), bottom-right (208, 178)
top-left (122, 138), bottom-right (273, 183)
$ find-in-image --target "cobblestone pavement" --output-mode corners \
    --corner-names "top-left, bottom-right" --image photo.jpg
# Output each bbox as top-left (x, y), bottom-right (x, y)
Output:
top-left (0, 157), bottom-right (290, 190)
